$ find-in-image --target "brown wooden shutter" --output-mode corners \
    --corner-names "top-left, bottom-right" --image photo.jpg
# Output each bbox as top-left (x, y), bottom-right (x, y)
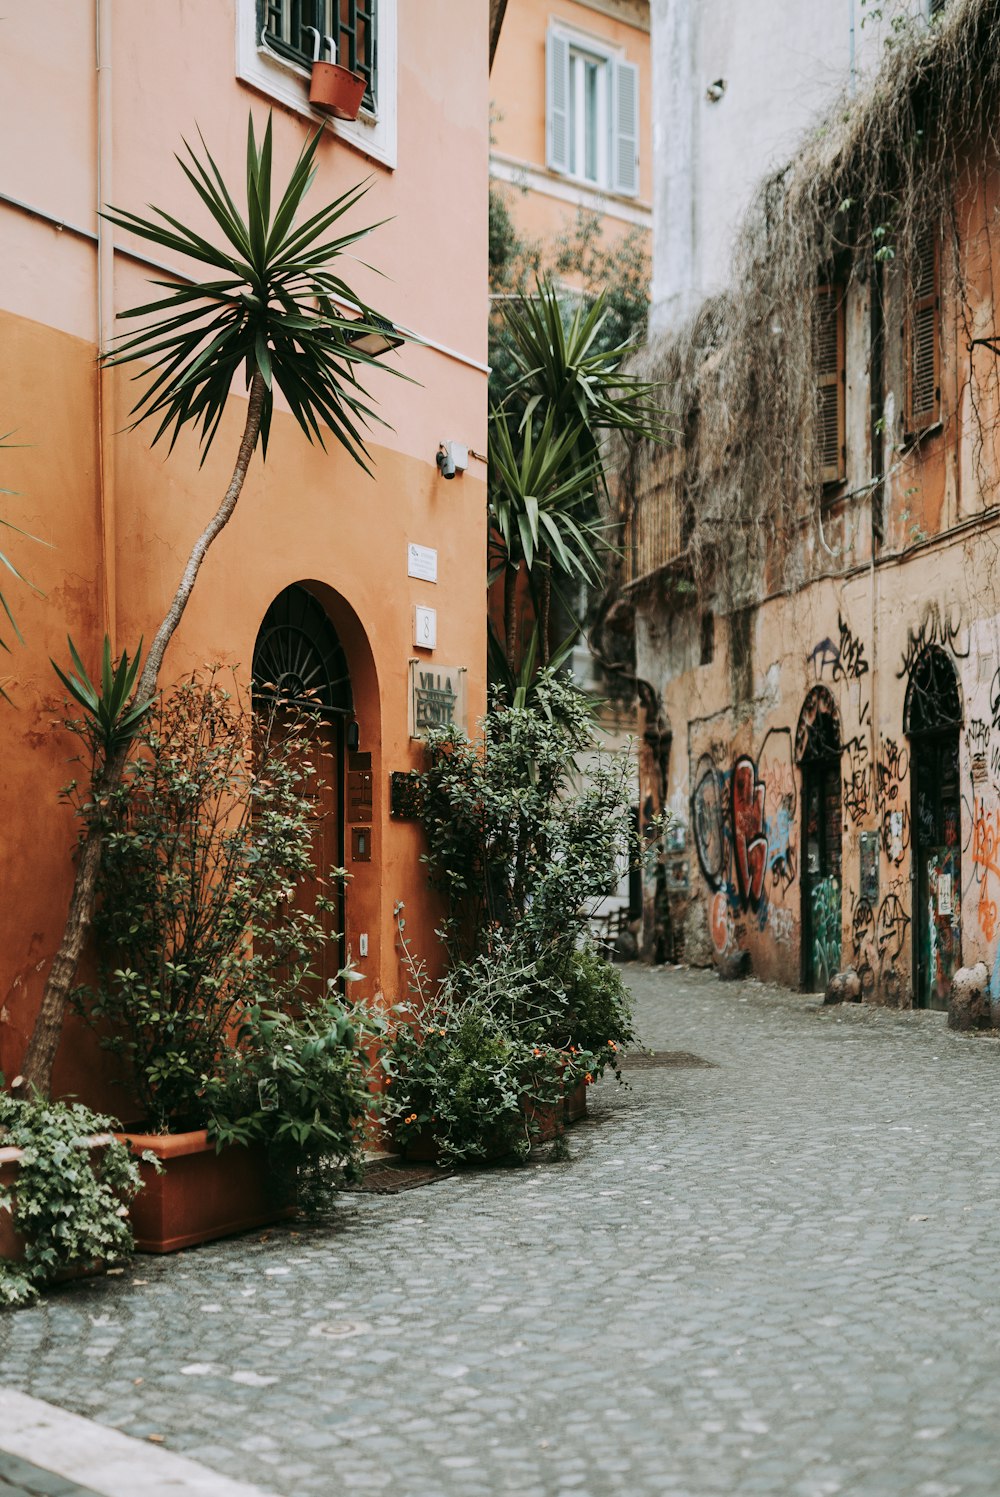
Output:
top-left (905, 226), bottom-right (940, 435)
top-left (816, 284), bottom-right (846, 486)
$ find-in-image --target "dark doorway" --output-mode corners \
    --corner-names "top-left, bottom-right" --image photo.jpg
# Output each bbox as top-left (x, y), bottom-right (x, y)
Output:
top-left (252, 585), bottom-right (353, 994)
top-left (796, 686), bottom-right (843, 991)
top-left (905, 645), bottom-right (962, 1010)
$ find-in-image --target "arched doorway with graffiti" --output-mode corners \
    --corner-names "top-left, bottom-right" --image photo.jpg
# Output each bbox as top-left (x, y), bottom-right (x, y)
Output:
top-left (904, 644), bottom-right (962, 1009)
top-left (252, 584), bottom-right (354, 995)
top-left (796, 686), bottom-right (843, 991)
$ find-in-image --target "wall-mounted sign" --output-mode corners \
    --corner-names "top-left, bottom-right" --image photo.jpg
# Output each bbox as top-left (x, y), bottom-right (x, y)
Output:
top-left (859, 830), bottom-right (879, 905)
top-left (414, 605), bottom-right (437, 650)
top-left (409, 663), bottom-right (467, 738)
top-left (407, 543), bottom-right (438, 583)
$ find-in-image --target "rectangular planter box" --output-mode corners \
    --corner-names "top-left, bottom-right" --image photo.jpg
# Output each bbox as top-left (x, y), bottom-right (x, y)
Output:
top-left (564, 1080), bottom-right (588, 1124)
top-left (0, 1146), bottom-right (25, 1261)
top-left (119, 1129), bottom-right (295, 1254)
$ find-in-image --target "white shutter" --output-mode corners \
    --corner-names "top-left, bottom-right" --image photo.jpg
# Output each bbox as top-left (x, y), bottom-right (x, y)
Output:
top-left (612, 57), bottom-right (639, 197)
top-left (546, 28), bottom-right (570, 174)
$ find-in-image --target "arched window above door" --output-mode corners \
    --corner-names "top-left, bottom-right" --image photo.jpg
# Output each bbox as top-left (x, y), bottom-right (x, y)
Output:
top-left (903, 644), bottom-right (962, 737)
top-left (252, 584), bottom-right (353, 716)
top-left (795, 684), bottom-right (842, 764)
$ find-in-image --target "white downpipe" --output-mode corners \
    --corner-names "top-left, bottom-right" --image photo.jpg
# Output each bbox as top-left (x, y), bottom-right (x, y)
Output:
top-left (96, 0), bottom-right (117, 641)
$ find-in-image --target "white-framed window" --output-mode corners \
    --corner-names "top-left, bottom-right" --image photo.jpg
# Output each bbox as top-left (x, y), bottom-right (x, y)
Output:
top-left (546, 23), bottom-right (638, 197)
top-left (236, 0), bottom-right (397, 169)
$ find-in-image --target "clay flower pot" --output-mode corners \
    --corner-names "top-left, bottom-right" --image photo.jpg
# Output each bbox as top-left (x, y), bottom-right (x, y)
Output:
top-left (309, 60), bottom-right (366, 119)
top-left (119, 1129), bottom-right (295, 1254)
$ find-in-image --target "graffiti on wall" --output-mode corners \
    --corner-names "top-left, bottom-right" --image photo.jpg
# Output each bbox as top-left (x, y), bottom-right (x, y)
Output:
top-left (811, 875), bottom-right (842, 988)
top-left (808, 614), bottom-right (869, 684)
top-left (843, 735), bottom-right (872, 826)
top-left (691, 728), bottom-right (798, 947)
top-left (897, 600), bottom-right (969, 680)
top-left (970, 796), bottom-right (1000, 942)
top-left (876, 737), bottom-right (910, 865)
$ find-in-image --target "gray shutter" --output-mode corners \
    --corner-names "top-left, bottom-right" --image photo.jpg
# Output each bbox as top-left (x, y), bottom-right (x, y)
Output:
top-left (612, 57), bottom-right (639, 196)
top-left (546, 28), bottom-right (570, 174)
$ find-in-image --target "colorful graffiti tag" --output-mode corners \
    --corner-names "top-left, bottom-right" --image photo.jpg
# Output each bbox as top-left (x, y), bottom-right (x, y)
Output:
top-left (810, 876), bottom-right (842, 989)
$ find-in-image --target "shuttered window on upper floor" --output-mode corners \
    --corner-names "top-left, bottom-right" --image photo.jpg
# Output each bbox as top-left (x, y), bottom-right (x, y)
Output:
top-left (546, 25), bottom-right (639, 198)
top-left (904, 226), bottom-right (940, 437)
top-left (815, 284), bottom-right (846, 487)
top-left (259, 0), bottom-right (376, 112)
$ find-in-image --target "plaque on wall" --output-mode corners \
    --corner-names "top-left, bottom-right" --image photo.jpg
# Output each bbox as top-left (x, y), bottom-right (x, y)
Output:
top-left (407, 543), bottom-right (438, 583)
top-left (408, 663), bottom-right (467, 739)
top-left (859, 829), bottom-right (879, 905)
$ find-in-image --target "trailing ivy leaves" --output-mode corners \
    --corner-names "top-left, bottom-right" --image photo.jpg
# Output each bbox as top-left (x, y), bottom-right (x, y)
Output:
top-left (100, 112), bottom-right (406, 469)
top-left (51, 635), bottom-right (153, 759)
top-left (0, 1085), bottom-right (146, 1307)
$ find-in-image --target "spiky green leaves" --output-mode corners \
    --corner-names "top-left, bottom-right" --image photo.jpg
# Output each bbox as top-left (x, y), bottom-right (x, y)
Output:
top-left (52, 636), bottom-right (153, 758)
top-left (489, 405), bottom-right (605, 581)
top-left (101, 113), bottom-right (403, 468)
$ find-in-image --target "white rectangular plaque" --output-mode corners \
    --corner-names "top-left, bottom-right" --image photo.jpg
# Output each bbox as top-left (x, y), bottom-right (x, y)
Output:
top-left (407, 543), bottom-right (438, 583)
top-left (414, 605), bottom-right (437, 651)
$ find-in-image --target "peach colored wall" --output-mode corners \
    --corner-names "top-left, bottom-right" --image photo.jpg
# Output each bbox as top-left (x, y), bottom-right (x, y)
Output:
top-left (491, 0), bottom-right (652, 282)
top-left (0, 1), bottom-right (489, 1102)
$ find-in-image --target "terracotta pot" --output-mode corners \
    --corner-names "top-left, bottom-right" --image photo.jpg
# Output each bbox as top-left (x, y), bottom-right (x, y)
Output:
top-left (519, 1094), bottom-right (564, 1143)
top-left (119, 1129), bottom-right (295, 1254)
top-left (309, 61), bottom-right (366, 119)
top-left (564, 1079), bottom-right (588, 1124)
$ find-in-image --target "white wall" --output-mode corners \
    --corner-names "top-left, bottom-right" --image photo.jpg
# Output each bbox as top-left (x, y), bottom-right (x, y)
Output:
top-left (650, 0), bottom-right (936, 333)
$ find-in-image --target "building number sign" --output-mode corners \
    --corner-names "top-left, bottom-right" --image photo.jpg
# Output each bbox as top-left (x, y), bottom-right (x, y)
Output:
top-left (409, 663), bottom-right (466, 739)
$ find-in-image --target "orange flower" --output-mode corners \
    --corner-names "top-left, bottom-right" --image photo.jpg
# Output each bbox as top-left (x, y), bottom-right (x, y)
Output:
top-left (585, 1073), bottom-right (593, 1084)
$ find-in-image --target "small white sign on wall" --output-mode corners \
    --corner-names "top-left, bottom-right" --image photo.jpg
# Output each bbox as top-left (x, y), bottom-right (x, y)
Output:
top-left (407, 543), bottom-right (438, 583)
top-left (414, 605), bottom-right (437, 651)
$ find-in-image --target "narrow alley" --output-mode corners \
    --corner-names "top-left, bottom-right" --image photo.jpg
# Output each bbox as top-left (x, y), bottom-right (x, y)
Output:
top-left (3, 965), bottom-right (998, 1497)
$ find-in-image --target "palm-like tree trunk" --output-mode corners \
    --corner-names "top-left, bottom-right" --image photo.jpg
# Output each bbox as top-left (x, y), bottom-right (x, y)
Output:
top-left (504, 561), bottom-right (519, 672)
top-left (16, 372), bottom-right (266, 1098)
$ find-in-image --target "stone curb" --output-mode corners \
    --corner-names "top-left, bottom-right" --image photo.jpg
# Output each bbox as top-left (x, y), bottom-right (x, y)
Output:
top-left (0, 1393), bottom-right (277, 1497)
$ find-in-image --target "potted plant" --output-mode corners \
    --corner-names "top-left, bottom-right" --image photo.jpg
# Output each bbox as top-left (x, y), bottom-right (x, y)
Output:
top-left (307, 35), bottom-right (366, 120)
top-left (0, 1087), bottom-right (147, 1305)
top-left (70, 671), bottom-right (382, 1251)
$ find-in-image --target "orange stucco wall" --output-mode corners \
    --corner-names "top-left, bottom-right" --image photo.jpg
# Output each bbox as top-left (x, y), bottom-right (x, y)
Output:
top-left (491, 0), bottom-right (652, 269)
top-left (0, 1), bottom-right (489, 1104)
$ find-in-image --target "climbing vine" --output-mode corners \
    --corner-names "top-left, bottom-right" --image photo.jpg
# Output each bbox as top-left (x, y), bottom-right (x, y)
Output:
top-left (609, 0), bottom-right (1000, 615)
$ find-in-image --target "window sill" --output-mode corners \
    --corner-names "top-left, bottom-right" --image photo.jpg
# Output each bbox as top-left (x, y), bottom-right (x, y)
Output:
top-left (236, 1), bottom-right (396, 170)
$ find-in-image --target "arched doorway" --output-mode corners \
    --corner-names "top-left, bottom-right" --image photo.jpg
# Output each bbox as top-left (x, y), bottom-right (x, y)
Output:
top-left (252, 584), bottom-right (353, 994)
top-left (904, 644), bottom-right (962, 1009)
top-left (796, 686), bottom-right (843, 991)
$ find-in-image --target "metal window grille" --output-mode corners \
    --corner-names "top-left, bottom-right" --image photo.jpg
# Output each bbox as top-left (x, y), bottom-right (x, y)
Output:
top-left (259, 0), bottom-right (376, 111)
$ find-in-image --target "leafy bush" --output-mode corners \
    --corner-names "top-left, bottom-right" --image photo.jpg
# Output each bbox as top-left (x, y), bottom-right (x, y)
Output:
top-left (416, 670), bottom-right (638, 969)
top-left (0, 1087), bottom-right (147, 1307)
top-left (70, 671), bottom-right (375, 1189)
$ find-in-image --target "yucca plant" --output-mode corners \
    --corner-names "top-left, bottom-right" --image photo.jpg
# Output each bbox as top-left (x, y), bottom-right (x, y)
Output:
top-left (18, 111), bottom-right (402, 1097)
top-left (489, 277), bottom-right (664, 676)
top-left (489, 404), bottom-right (604, 669)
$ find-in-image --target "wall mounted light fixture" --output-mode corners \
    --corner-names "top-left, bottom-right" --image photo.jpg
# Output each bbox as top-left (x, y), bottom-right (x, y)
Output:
top-left (345, 314), bottom-right (404, 357)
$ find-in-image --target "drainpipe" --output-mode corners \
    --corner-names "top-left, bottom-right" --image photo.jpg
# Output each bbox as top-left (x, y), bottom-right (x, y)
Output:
top-left (96, 0), bottom-right (116, 642)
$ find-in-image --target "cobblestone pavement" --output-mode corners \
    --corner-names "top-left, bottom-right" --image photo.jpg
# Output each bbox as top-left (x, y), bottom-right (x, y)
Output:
top-left (4, 964), bottom-right (1000, 1497)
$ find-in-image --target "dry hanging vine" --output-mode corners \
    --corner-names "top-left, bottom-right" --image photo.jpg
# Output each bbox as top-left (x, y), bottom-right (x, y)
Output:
top-left (604, 0), bottom-right (1000, 621)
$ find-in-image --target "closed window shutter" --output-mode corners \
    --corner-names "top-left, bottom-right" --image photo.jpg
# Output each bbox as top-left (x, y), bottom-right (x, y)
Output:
top-left (546, 29), bottom-right (571, 174)
top-left (905, 227), bottom-right (940, 434)
top-left (612, 57), bottom-right (639, 197)
top-left (816, 285), bottom-right (846, 486)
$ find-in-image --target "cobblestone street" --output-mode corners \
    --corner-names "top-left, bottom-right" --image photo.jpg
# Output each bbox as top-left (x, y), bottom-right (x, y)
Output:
top-left (3, 964), bottom-right (1000, 1497)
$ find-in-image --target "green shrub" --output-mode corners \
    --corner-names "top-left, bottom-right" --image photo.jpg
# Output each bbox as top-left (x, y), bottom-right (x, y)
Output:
top-left (0, 1087), bottom-right (147, 1307)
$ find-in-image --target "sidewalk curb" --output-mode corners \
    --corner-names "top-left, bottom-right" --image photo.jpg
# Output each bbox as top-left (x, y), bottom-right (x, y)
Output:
top-left (0, 1392), bottom-right (277, 1497)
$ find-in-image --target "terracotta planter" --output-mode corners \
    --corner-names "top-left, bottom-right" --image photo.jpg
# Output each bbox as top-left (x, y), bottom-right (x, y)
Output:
top-left (0, 1146), bottom-right (26, 1261)
top-left (119, 1129), bottom-right (294, 1254)
top-left (564, 1079), bottom-right (588, 1124)
top-left (520, 1094), bottom-right (564, 1143)
top-left (309, 61), bottom-right (366, 119)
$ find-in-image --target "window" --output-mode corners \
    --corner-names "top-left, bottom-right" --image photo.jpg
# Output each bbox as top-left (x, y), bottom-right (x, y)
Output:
top-left (815, 284), bottom-right (846, 486)
top-left (546, 25), bottom-right (639, 197)
top-left (904, 225), bottom-right (940, 437)
top-left (258, 0), bottom-right (376, 112)
top-left (237, 0), bottom-right (396, 169)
